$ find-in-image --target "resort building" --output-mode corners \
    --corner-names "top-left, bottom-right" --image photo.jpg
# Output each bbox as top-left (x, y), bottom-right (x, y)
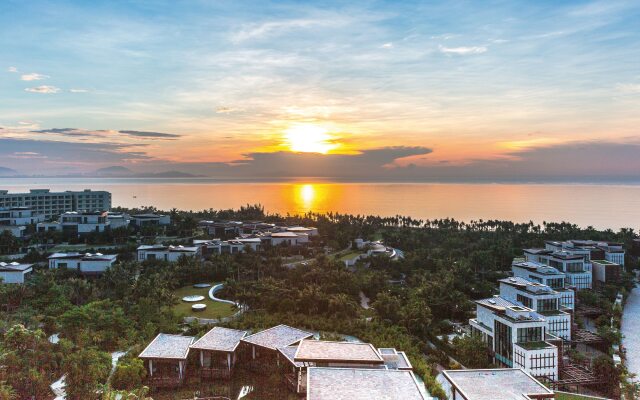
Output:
top-left (241, 324), bottom-right (314, 369)
top-left (591, 259), bottom-right (622, 286)
top-left (136, 244), bottom-right (200, 262)
top-left (498, 277), bottom-right (572, 340)
top-left (279, 345), bottom-right (307, 394)
top-left (106, 212), bottom-right (130, 229)
top-left (139, 333), bottom-right (195, 388)
top-left (48, 252), bottom-right (117, 274)
top-left (306, 367), bottom-right (427, 400)
top-left (0, 262), bottom-right (33, 284)
top-left (440, 368), bottom-right (555, 400)
top-left (199, 221), bottom-right (244, 237)
top-left (0, 189), bottom-right (111, 219)
top-left (37, 211), bottom-right (110, 236)
top-left (511, 261), bottom-right (575, 310)
top-left (469, 296), bottom-right (559, 381)
top-left (194, 238), bottom-right (262, 256)
top-left (190, 327), bottom-right (247, 380)
top-left (267, 231), bottom-right (309, 246)
top-left (523, 249), bottom-right (591, 290)
top-left (131, 213), bottom-right (171, 227)
top-left (0, 207), bottom-right (45, 237)
top-left (545, 239), bottom-right (626, 268)
top-left (286, 226), bottom-right (319, 236)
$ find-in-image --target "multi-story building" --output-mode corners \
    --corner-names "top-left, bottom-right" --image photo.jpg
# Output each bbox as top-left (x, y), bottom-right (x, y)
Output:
top-left (194, 238), bottom-right (262, 256)
top-left (523, 248), bottom-right (591, 290)
top-left (511, 261), bottom-right (574, 310)
top-left (469, 296), bottom-right (559, 381)
top-left (0, 207), bottom-right (45, 237)
top-left (137, 244), bottom-right (200, 262)
top-left (106, 212), bottom-right (131, 229)
top-left (591, 259), bottom-right (622, 286)
top-left (546, 239), bottom-right (626, 268)
top-left (37, 211), bottom-right (110, 236)
top-left (0, 189), bottom-right (111, 219)
top-left (48, 252), bottom-right (117, 274)
top-left (498, 277), bottom-right (572, 340)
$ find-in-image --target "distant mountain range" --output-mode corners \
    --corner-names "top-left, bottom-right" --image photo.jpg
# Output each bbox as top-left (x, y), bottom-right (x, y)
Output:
top-left (93, 166), bottom-right (202, 178)
top-left (0, 167), bottom-right (19, 176)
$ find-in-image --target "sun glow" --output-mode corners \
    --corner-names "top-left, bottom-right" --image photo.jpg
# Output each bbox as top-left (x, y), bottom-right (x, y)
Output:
top-left (284, 124), bottom-right (337, 154)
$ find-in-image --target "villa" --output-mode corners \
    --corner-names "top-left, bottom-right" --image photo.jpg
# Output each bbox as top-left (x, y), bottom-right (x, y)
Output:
top-left (306, 367), bottom-right (427, 400)
top-left (591, 259), bottom-right (622, 286)
top-left (523, 249), bottom-right (591, 290)
top-left (139, 333), bottom-right (195, 388)
top-left (131, 213), bottom-right (171, 227)
top-left (37, 211), bottom-right (110, 236)
top-left (0, 262), bottom-right (33, 284)
top-left (190, 327), bottom-right (247, 380)
top-left (469, 296), bottom-right (560, 381)
top-left (0, 207), bottom-right (44, 237)
top-left (106, 212), bottom-right (130, 229)
top-left (441, 368), bottom-right (555, 400)
top-left (194, 238), bottom-right (262, 256)
top-left (48, 252), bottom-right (117, 275)
top-left (136, 244), bottom-right (200, 262)
top-left (241, 324), bottom-right (314, 369)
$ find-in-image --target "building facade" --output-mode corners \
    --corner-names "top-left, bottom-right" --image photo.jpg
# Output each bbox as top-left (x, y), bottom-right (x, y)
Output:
top-left (48, 252), bottom-right (117, 274)
top-left (0, 189), bottom-right (111, 219)
top-left (0, 207), bottom-right (45, 237)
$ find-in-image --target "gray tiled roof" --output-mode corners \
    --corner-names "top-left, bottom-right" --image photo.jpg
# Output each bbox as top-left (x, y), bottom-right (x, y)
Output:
top-left (307, 367), bottom-right (426, 400)
top-left (139, 333), bottom-right (194, 359)
top-left (442, 369), bottom-right (553, 400)
top-left (242, 324), bottom-right (313, 350)
top-left (278, 345), bottom-right (304, 367)
top-left (190, 327), bottom-right (247, 352)
top-left (294, 340), bottom-right (384, 364)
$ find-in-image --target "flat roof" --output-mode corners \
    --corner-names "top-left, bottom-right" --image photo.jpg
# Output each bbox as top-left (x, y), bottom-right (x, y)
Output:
top-left (442, 368), bottom-right (553, 400)
top-left (0, 262), bottom-right (33, 272)
top-left (294, 340), bottom-right (384, 364)
top-left (139, 333), bottom-right (194, 360)
top-left (190, 327), bottom-right (247, 353)
top-left (306, 367), bottom-right (426, 400)
top-left (242, 324), bottom-right (314, 351)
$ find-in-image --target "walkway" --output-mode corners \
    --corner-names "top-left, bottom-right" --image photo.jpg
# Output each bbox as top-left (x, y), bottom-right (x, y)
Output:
top-left (622, 285), bottom-right (640, 380)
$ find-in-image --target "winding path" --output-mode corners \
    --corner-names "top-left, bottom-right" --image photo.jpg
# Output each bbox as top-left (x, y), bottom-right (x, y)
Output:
top-left (208, 283), bottom-right (239, 306)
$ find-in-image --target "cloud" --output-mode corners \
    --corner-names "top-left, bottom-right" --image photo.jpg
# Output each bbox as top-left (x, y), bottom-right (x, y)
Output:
top-left (215, 106), bottom-right (240, 114)
top-left (616, 83), bottom-right (640, 94)
top-left (24, 85), bottom-right (60, 93)
top-left (9, 152), bottom-right (47, 159)
top-left (439, 45), bottom-right (487, 55)
top-left (32, 128), bottom-right (96, 137)
top-left (381, 42), bottom-right (393, 49)
top-left (69, 88), bottom-right (89, 93)
top-left (7, 66), bottom-right (18, 73)
top-left (21, 73), bottom-right (49, 81)
top-left (119, 130), bottom-right (182, 139)
top-left (231, 19), bottom-right (326, 42)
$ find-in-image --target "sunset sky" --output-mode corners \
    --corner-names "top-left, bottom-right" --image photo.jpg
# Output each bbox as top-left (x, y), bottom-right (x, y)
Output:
top-left (1, 0), bottom-right (640, 180)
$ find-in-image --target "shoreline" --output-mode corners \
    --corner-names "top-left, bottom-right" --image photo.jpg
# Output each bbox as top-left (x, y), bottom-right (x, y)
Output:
top-left (621, 285), bottom-right (640, 380)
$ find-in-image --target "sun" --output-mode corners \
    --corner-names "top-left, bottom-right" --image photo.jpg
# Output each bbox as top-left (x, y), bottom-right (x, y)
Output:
top-left (284, 124), bottom-right (337, 154)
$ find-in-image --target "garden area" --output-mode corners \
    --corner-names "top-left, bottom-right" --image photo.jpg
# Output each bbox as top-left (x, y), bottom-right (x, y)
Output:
top-left (171, 284), bottom-right (237, 320)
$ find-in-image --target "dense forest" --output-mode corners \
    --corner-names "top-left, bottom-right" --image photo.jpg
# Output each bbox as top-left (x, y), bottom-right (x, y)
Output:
top-left (0, 205), bottom-right (638, 399)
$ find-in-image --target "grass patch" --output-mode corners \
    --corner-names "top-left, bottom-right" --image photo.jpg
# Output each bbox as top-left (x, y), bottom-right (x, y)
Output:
top-left (171, 285), bottom-right (236, 320)
top-left (516, 341), bottom-right (552, 350)
top-left (335, 250), bottom-right (364, 262)
top-left (556, 392), bottom-right (607, 400)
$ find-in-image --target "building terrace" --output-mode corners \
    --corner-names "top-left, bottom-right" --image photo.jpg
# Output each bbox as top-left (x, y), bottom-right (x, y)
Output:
top-left (441, 368), bottom-right (555, 400)
top-left (306, 367), bottom-right (427, 400)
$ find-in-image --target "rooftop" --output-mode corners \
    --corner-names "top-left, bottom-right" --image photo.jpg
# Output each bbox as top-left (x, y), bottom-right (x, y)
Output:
top-left (278, 345), bottom-right (304, 367)
top-left (0, 262), bottom-right (33, 272)
top-left (294, 340), bottom-right (384, 365)
top-left (48, 252), bottom-right (117, 261)
top-left (242, 324), bottom-right (314, 351)
top-left (591, 259), bottom-right (619, 265)
top-left (512, 261), bottom-right (564, 276)
top-left (442, 368), bottom-right (553, 400)
top-left (307, 367), bottom-right (426, 400)
top-left (190, 327), bottom-right (247, 353)
top-left (138, 333), bottom-right (194, 360)
top-left (499, 277), bottom-right (556, 295)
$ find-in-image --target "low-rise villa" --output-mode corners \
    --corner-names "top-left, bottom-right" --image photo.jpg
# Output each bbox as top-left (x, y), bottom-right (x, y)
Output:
top-left (190, 327), bottom-right (247, 380)
top-left (441, 368), bottom-right (555, 400)
top-left (306, 367), bottom-right (427, 400)
top-left (241, 324), bottom-right (314, 369)
top-left (138, 333), bottom-right (195, 388)
top-left (511, 261), bottom-right (575, 310)
top-left (0, 262), bottom-right (33, 284)
top-left (131, 213), bottom-right (171, 227)
top-left (48, 252), bottom-right (117, 275)
top-left (294, 340), bottom-right (385, 367)
top-left (137, 244), bottom-right (200, 262)
top-left (0, 206), bottom-right (44, 237)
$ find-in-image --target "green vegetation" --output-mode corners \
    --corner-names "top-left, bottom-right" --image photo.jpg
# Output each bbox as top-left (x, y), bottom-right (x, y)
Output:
top-left (555, 392), bottom-right (608, 400)
top-left (1, 204), bottom-right (638, 399)
top-left (171, 285), bottom-right (236, 319)
top-left (516, 341), bottom-right (551, 350)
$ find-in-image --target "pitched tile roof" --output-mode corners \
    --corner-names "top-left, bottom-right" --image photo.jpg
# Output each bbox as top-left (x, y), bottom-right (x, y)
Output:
top-left (241, 324), bottom-right (314, 350)
top-left (139, 333), bottom-right (194, 359)
top-left (190, 327), bottom-right (247, 352)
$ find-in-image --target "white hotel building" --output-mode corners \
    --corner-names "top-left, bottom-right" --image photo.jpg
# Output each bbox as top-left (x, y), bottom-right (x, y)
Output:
top-left (137, 244), bottom-right (201, 262)
top-left (498, 276), bottom-right (572, 340)
top-left (0, 189), bottom-right (111, 219)
top-left (37, 211), bottom-right (110, 236)
top-left (470, 296), bottom-right (559, 381)
top-left (523, 248), bottom-right (592, 290)
top-left (48, 252), bottom-right (117, 275)
top-left (511, 261), bottom-right (575, 310)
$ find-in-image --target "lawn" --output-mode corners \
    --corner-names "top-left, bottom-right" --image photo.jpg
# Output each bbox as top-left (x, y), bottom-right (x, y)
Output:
top-left (171, 284), bottom-right (236, 320)
top-left (555, 392), bottom-right (607, 400)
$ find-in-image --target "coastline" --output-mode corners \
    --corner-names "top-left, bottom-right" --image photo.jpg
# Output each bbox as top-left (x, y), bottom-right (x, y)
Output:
top-left (621, 285), bottom-right (639, 381)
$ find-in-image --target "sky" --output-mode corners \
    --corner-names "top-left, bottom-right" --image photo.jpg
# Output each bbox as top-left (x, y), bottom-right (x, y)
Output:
top-left (1, 0), bottom-right (639, 180)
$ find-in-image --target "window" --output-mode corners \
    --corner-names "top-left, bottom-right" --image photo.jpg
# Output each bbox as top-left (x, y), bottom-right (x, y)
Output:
top-left (494, 321), bottom-right (513, 366)
top-left (517, 327), bottom-right (543, 343)
top-left (517, 294), bottom-right (533, 308)
top-left (537, 299), bottom-right (558, 312)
